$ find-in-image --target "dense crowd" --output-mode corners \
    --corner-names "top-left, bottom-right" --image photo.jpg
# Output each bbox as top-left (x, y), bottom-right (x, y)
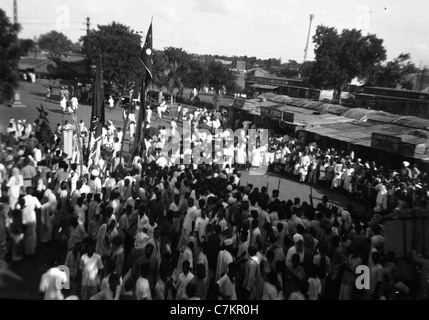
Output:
top-left (0, 106), bottom-right (429, 301)
top-left (267, 135), bottom-right (429, 214)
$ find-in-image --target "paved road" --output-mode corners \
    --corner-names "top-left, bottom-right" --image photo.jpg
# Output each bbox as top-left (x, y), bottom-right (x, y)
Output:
top-left (241, 171), bottom-right (366, 213)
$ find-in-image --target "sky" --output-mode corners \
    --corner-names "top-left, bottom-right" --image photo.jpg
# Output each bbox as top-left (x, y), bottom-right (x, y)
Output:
top-left (3, 0), bottom-right (429, 66)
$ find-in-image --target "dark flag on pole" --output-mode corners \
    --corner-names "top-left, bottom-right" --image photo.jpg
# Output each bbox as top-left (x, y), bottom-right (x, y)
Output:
top-left (140, 21), bottom-right (153, 88)
top-left (134, 20), bottom-right (153, 154)
top-left (87, 56), bottom-right (105, 161)
top-left (90, 56), bottom-right (105, 138)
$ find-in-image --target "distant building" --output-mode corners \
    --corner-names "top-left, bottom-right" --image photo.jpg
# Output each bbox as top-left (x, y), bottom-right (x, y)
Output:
top-left (244, 69), bottom-right (318, 99)
top-left (18, 54), bottom-right (87, 80)
top-left (411, 68), bottom-right (429, 92)
top-left (214, 59), bottom-right (233, 68)
top-left (235, 60), bottom-right (246, 72)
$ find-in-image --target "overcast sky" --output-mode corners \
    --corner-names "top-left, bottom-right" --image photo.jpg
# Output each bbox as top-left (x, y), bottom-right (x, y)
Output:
top-left (4, 0), bottom-right (429, 66)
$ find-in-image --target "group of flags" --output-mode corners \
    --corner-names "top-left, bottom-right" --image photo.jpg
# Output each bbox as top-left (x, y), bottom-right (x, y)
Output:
top-left (88, 20), bottom-right (153, 162)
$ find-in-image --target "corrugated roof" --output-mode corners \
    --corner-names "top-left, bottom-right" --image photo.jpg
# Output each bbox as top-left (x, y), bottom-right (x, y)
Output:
top-left (320, 104), bottom-right (349, 115)
top-left (341, 108), bottom-right (375, 121)
top-left (392, 116), bottom-right (429, 130)
top-left (259, 92), bottom-right (429, 132)
top-left (367, 112), bottom-right (401, 124)
top-left (18, 57), bottom-right (50, 70)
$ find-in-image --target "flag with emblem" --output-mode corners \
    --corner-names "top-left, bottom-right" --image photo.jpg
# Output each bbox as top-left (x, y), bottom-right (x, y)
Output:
top-left (133, 20), bottom-right (153, 156)
top-left (140, 21), bottom-right (153, 88)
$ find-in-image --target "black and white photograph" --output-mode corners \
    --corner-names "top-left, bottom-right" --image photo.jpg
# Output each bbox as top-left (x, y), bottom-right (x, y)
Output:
top-left (0, 0), bottom-right (428, 305)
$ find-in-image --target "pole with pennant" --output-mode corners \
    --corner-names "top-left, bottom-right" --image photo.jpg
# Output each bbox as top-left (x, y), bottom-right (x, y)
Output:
top-left (132, 19), bottom-right (153, 162)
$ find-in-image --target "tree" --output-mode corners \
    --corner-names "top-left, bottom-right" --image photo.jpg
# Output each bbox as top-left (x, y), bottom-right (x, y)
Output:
top-left (185, 59), bottom-right (208, 93)
top-left (80, 22), bottom-right (142, 92)
top-left (207, 60), bottom-right (236, 92)
top-left (0, 9), bottom-right (21, 103)
top-left (157, 47), bottom-right (190, 101)
top-left (309, 25), bottom-right (386, 103)
top-left (18, 39), bottom-right (35, 56)
top-left (38, 30), bottom-right (73, 56)
top-left (366, 53), bottom-right (417, 89)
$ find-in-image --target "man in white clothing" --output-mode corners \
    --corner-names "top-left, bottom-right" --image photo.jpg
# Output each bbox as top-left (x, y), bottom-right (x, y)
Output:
top-left (136, 262), bottom-right (152, 300)
top-left (39, 260), bottom-right (69, 300)
top-left (215, 239), bottom-right (234, 282)
top-left (80, 240), bottom-right (104, 300)
top-left (23, 187), bottom-right (42, 257)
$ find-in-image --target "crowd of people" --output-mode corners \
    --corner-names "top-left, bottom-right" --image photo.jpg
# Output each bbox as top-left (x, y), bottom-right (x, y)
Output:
top-left (267, 135), bottom-right (429, 214)
top-left (1, 103), bottom-right (429, 302)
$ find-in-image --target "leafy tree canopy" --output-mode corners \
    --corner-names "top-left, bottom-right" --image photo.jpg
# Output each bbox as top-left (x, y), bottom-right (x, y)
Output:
top-left (309, 25), bottom-right (386, 103)
top-left (38, 30), bottom-right (73, 56)
top-left (365, 53), bottom-right (417, 90)
top-left (80, 22), bottom-right (142, 93)
top-left (18, 38), bottom-right (35, 56)
top-left (0, 9), bottom-right (21, 103)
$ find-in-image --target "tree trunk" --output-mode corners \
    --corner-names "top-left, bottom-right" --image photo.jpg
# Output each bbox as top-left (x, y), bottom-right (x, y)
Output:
top-left (337, 87), bottom-right (342, 105)
top-left (170, 88), bottom-right (174, 107)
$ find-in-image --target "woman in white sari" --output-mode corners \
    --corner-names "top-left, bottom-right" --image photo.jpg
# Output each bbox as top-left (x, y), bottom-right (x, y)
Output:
top-left (41, 189), bottom-right (58, 243)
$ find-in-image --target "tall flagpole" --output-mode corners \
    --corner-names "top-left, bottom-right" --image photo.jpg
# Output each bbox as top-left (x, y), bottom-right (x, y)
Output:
top-left (131, 19), bottom-right (152, 163)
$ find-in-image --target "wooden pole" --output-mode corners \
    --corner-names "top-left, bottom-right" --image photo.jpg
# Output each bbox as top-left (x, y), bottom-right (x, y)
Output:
top-left (278, 178), bottom-right (281, 191)
top-left (118, 91), bottom-right (133, 172)
top-left (72, 112), bottom-right (84, 177)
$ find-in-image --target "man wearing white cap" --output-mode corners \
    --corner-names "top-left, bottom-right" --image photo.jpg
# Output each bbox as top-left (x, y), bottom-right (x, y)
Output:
top-left (215, 238), bottom-right (235, 282)
top-left (285, 233), bottom-right (304, 269)
top-left (88, 169), bottom-right (102, 194)
top-left (401, 161), bottom-right (412, 179)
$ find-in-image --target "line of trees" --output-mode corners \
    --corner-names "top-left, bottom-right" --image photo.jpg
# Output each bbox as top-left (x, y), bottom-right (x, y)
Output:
top-left (4, 10), bottom-right (420, 105)
top-left (77, 23), bottom-right (238, 96)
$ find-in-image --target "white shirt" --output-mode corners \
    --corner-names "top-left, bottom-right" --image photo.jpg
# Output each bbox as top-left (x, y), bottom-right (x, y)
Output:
top-left (71, 97), bottom-right (79, 110)
top-left (79, 184), bottom-right (91, 195)
top-left (194, 216), bottom-right (209, 242)
top-left (175, 272), bottom-right (194, 300)
top-left (80, 253), bottom-right (103, 287)
top-left (39, 267), bottom-right (68, 300)
top-left (22, 195), bottom-right (42, 224)
top-left (217, 274), bottom-right (237, 300)
top-left (136, 277), bottom-right (152, 300)
top-left (183, 206), bottom-right (197, 232)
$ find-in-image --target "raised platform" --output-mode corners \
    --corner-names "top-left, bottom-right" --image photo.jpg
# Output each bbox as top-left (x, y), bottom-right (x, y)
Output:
top-left (8, 91), bottom-right (27, 108)
top-left (8, 101), bottom-right (27, 108)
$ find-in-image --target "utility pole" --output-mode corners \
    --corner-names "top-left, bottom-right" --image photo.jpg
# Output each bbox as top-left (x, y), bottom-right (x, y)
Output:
top-left (86, 17), bottom-right (91, 83)
top-left (11, 0), bottom-right (26, 108)
top-left (303, 14), bottom-right (314, 63)
top-left (13, 0), bottom-right (18, 24)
